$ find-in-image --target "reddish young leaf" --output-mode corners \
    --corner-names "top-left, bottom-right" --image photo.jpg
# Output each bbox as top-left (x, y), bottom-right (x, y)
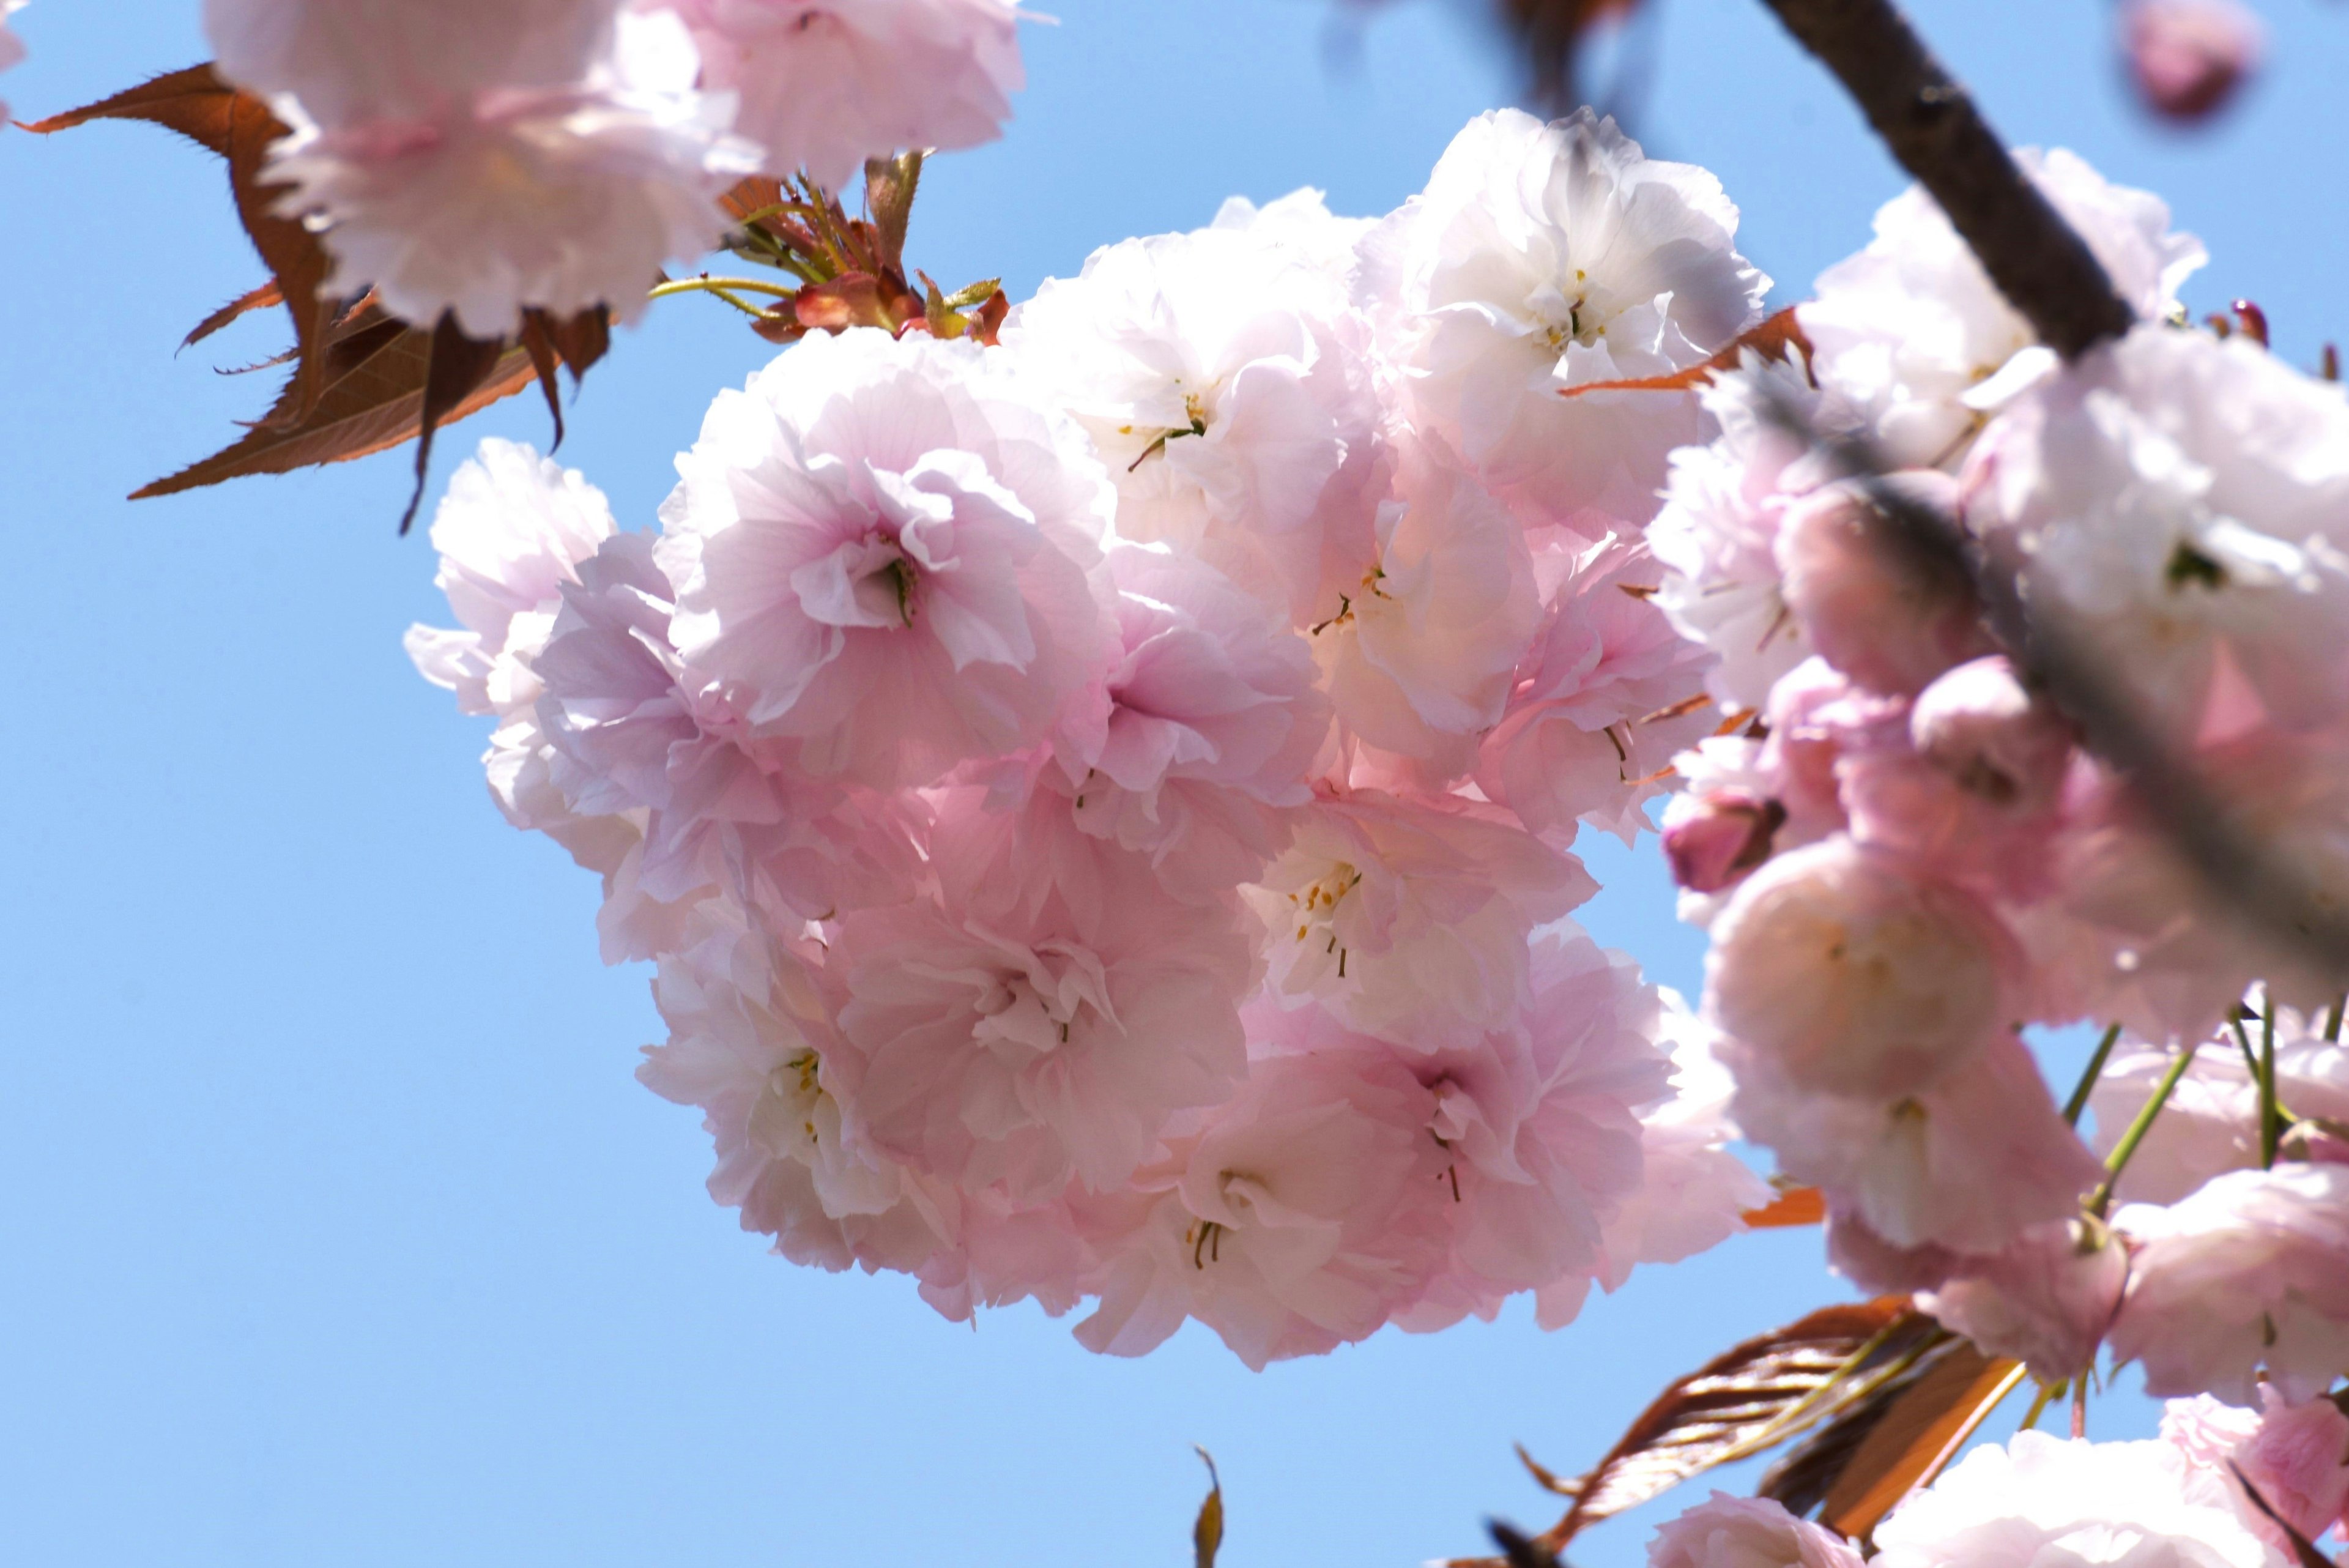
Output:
top-left (1527, 1298), bottom-right (1927, 1549)
top-left (1814, 1347), bottom-right (2022, 1540)
top-left (863, 151), bottom-right (924, 274)
top-left (1743, 1187), bottom-right (1828, 1228)
top-left (401, 314), bottom-right (517, 533)
top-left (27, 65), bottom-right (340, 428)
top-left (182, 280), bottom-right (283, 352)
top-left (1558, 308), bottom-right (1815, 400)
top-left (134, 307), bottom-right (535, 502)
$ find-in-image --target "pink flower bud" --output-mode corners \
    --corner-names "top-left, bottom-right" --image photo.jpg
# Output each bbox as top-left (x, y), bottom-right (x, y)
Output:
top-left (2122, 0), bottom-right (2265, 123)
top-left (1775, 476), bottom-right (1990, 697)
top-left (1663, 792), bottom-right (1786, 893)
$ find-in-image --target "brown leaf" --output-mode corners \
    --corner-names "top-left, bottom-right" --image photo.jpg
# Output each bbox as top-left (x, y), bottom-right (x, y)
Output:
top-left (517, 316), bottom-right (566, 453)
top-left (1531, 1299), bottom-right (1928, 1550)
top-left (401, 313), bottom-right (514, 533)
top-left (134, 303), bottom-right (533, 502)
top-left (721, 175), bottom-right (786, 229)
top-left (1559, 308), bottom-right (1814, 401)
top-left (532, 306), bottom-right (610, 386)
top-left (1808, 1344), bottom-right (2022, 1540)
top-left (29, 64), bottom-right (336, 425)
top-left (1743, 1187), bottom-right (1828, 1228)
top-left (183, 280), bottom-right (283, 352)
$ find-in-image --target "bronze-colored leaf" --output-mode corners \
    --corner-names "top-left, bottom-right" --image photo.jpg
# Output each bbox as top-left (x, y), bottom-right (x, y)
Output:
top-left (517, 315), bottom-right (566, 452)
top-left (721, 175), bottom-right (787, 229)
top-left (183, 280), bottom-right (283, 352)
top-left (1192, 1447), bottom-right (1224, 1568)
top-left (535, 306), bottom-right (610, 385)
top-left (134, 308), bottom-right (534, 502)
top-left (2232, 1462), bottom-right (2340, 1568)
top-left (1815, 1345), bottom-right (2021, 1539)
top-left (1559, 308), bottom-right (1814, 401)
top-left (401, 313), bottom-right (515, 533)
top-left (1743, 1186), bottom-right (1828, 1229)
top-left (29, 64), bottom-right (336, 428)
top-left (1530, 1299), bottom-right (1928, 1550)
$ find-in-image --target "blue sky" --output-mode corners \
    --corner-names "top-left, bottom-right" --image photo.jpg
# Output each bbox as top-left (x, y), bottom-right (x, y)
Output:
top-left (6, 2), bottom-right (2348, 1564)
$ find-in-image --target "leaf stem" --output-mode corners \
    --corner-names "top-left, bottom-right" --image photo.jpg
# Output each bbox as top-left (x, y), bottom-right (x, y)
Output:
top-left (2018, 1378), bottom-right (2064, 1432)
top-left (2086, 1045), bottom-right (2198, 1216)
top-left (2061, 1023), bottom-right (2123, 1128)
top-left (649, 275), bottom-right (796, 302)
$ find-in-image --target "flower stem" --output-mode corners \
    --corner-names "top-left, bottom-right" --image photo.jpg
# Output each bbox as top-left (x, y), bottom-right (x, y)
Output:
top-left (2019, 1378), bottom-right (2065, 1432)
top-left (2260, 995), bottom-right (2282, 1168)
top-left (2086, 1044), bottom-right (2199, 1216)
top-left (2061, 1023), bottom-right (2123, 1128)
top-left (647, 276), bottom-right (796, 317)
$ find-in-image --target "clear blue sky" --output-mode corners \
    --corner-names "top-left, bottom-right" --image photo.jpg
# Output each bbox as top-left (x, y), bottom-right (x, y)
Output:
top-left (5, 2), bottom-right (2347, 1563)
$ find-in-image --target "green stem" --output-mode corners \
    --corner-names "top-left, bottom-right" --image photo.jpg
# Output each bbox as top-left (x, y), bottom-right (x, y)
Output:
top-left (648, 276), bottom-right (796, 301)
top-left (2086, 1044), bottom-right (2199, 1216)
top-left (2062, 1023), bottom-right (2124, 1128)
top-left (2328, 994), bottom-right (2345, 1044)
top-left (2260, 995), bottom-right (2281, 1168)
top-left (2019, 1378), bottom-right (2064, 1432)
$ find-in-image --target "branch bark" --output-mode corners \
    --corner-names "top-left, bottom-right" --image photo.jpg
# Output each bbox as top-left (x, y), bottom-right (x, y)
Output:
top-left (1755, 0), bottom-right (2134, 359)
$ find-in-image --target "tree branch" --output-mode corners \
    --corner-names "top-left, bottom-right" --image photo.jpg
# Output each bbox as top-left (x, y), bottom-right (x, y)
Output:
top-left (1754, 0), bottom-right (2135, 359)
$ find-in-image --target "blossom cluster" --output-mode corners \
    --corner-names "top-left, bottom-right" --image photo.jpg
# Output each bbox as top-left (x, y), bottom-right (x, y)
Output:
top-left (200, 0), bottom-right (1023, 335)
top-left (1648, 1400), bottom-right (2349, 1568)
top-left (1653, 147), bottom-right (2349, 1402)
top-left (411, 108), bottom-right (1785, 1365)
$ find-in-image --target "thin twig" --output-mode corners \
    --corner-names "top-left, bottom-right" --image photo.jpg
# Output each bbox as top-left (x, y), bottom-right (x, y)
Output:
top-left (1753, 0), bottom-right (2132, 359)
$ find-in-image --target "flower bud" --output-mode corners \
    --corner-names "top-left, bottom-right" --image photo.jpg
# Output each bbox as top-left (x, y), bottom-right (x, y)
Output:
top-left (1709, 838), bottom-right (2020, 1098)
top-left (2121, 0), bottom-right (2264, 123)
top-left (1663, 792), bottom-right (1786, 894)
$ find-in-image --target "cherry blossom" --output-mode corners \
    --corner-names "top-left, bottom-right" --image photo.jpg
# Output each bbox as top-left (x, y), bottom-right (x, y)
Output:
top-left (1871, 1432), bottom-right (2279, 1568)
top-left (1800, 150), bottom-right (2205, 470)
top-left (1072, 1049), bottom-right (1451, 1369)
top-left (1650, 1494), bottom-right (1866, 1568)
top-left (2164, 1390), bottom-right (2349, 1550)
top-left (1360, 106), bottom-right (1768, 529)
top-left (1003, 202), bottom-right (1385, 630)
top-left (1048, 545), bottom-right (1329, 898)
top-left (1243, 787), bottom-right (1594, 1053)
top-left (641, 0), bottom-right (1023, 186)
top-left (1915, 1216), bottom-right (2127, 1380)
top-left (2122, 0), bottom-right (2265, 124)
top-left (656, 327), bottom-right (1113, 788)
top-left (2112, 1164), bottom-right (2349, 1405)
top-left (0, 1), bottom-right (26, 127)
top-left (252, 9), bottom-right (758, 336)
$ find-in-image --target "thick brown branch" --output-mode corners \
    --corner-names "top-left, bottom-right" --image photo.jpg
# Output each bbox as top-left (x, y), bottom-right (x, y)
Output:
top-left (1756, 0), bottom-right (2135, 359)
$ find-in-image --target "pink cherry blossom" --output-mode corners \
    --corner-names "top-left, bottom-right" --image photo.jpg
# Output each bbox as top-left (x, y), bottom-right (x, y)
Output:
top-left (1477, 532), bottom-right (1719, 846)
top-left (1917, 1216), bottom-right (2128, 1380)
top-left (1047, 546), bottom-right (1330, 899)
top-left (1649, 1493), bottom-right (1866, 1568)
top-left (1871, 1432), bottom-right (2276, 1568)
top-left (2164, 1389), bottom-right (2349, 1551)
top-left (1581, 998), bottom-right (1773, 1315)
top-left (0, 1), bottom-right (27, 127)
top-left (1801, 150), bottom-right (2205, 471)
top-left (2123, 0), bottom-right (2265, 123)
top-left (656, 328), bottom-right (1113, 788)
top-left (259, 10), bottom-right (757, 336)
top-left (1707, 837), bottom-right (2024, 1099)
top-left (1728, 1028), bottom-right (2101, 1255)
top-left (1773, 474), bottom-right (1989, 697)
top-left (1314, 441), bottom-right (1540, 773)
top-left (1071, 1049), bottom-right (1450, 1369)
top-left (1003, 204), bottom-right (1386, 631)
top-left (531, 530), bottom-right (925, 934)
top-left (1360, 106), bottom-right (1767, 529)
top-left (1649, 353), bottom-right (1848, 710)
top-left (405, 439), bottom-right (618, 720)
top-left (1244, 788), bottom-right (1595, 1052)
top-left (641, 0), bottom-right (1022, 186)
top-left (823, 827), bottom-right (1253, 1200)
top-left (1251, 928), bottom-right (1671, 1331)
top-left (2112, 1164), bottom-right (2349, 1405)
